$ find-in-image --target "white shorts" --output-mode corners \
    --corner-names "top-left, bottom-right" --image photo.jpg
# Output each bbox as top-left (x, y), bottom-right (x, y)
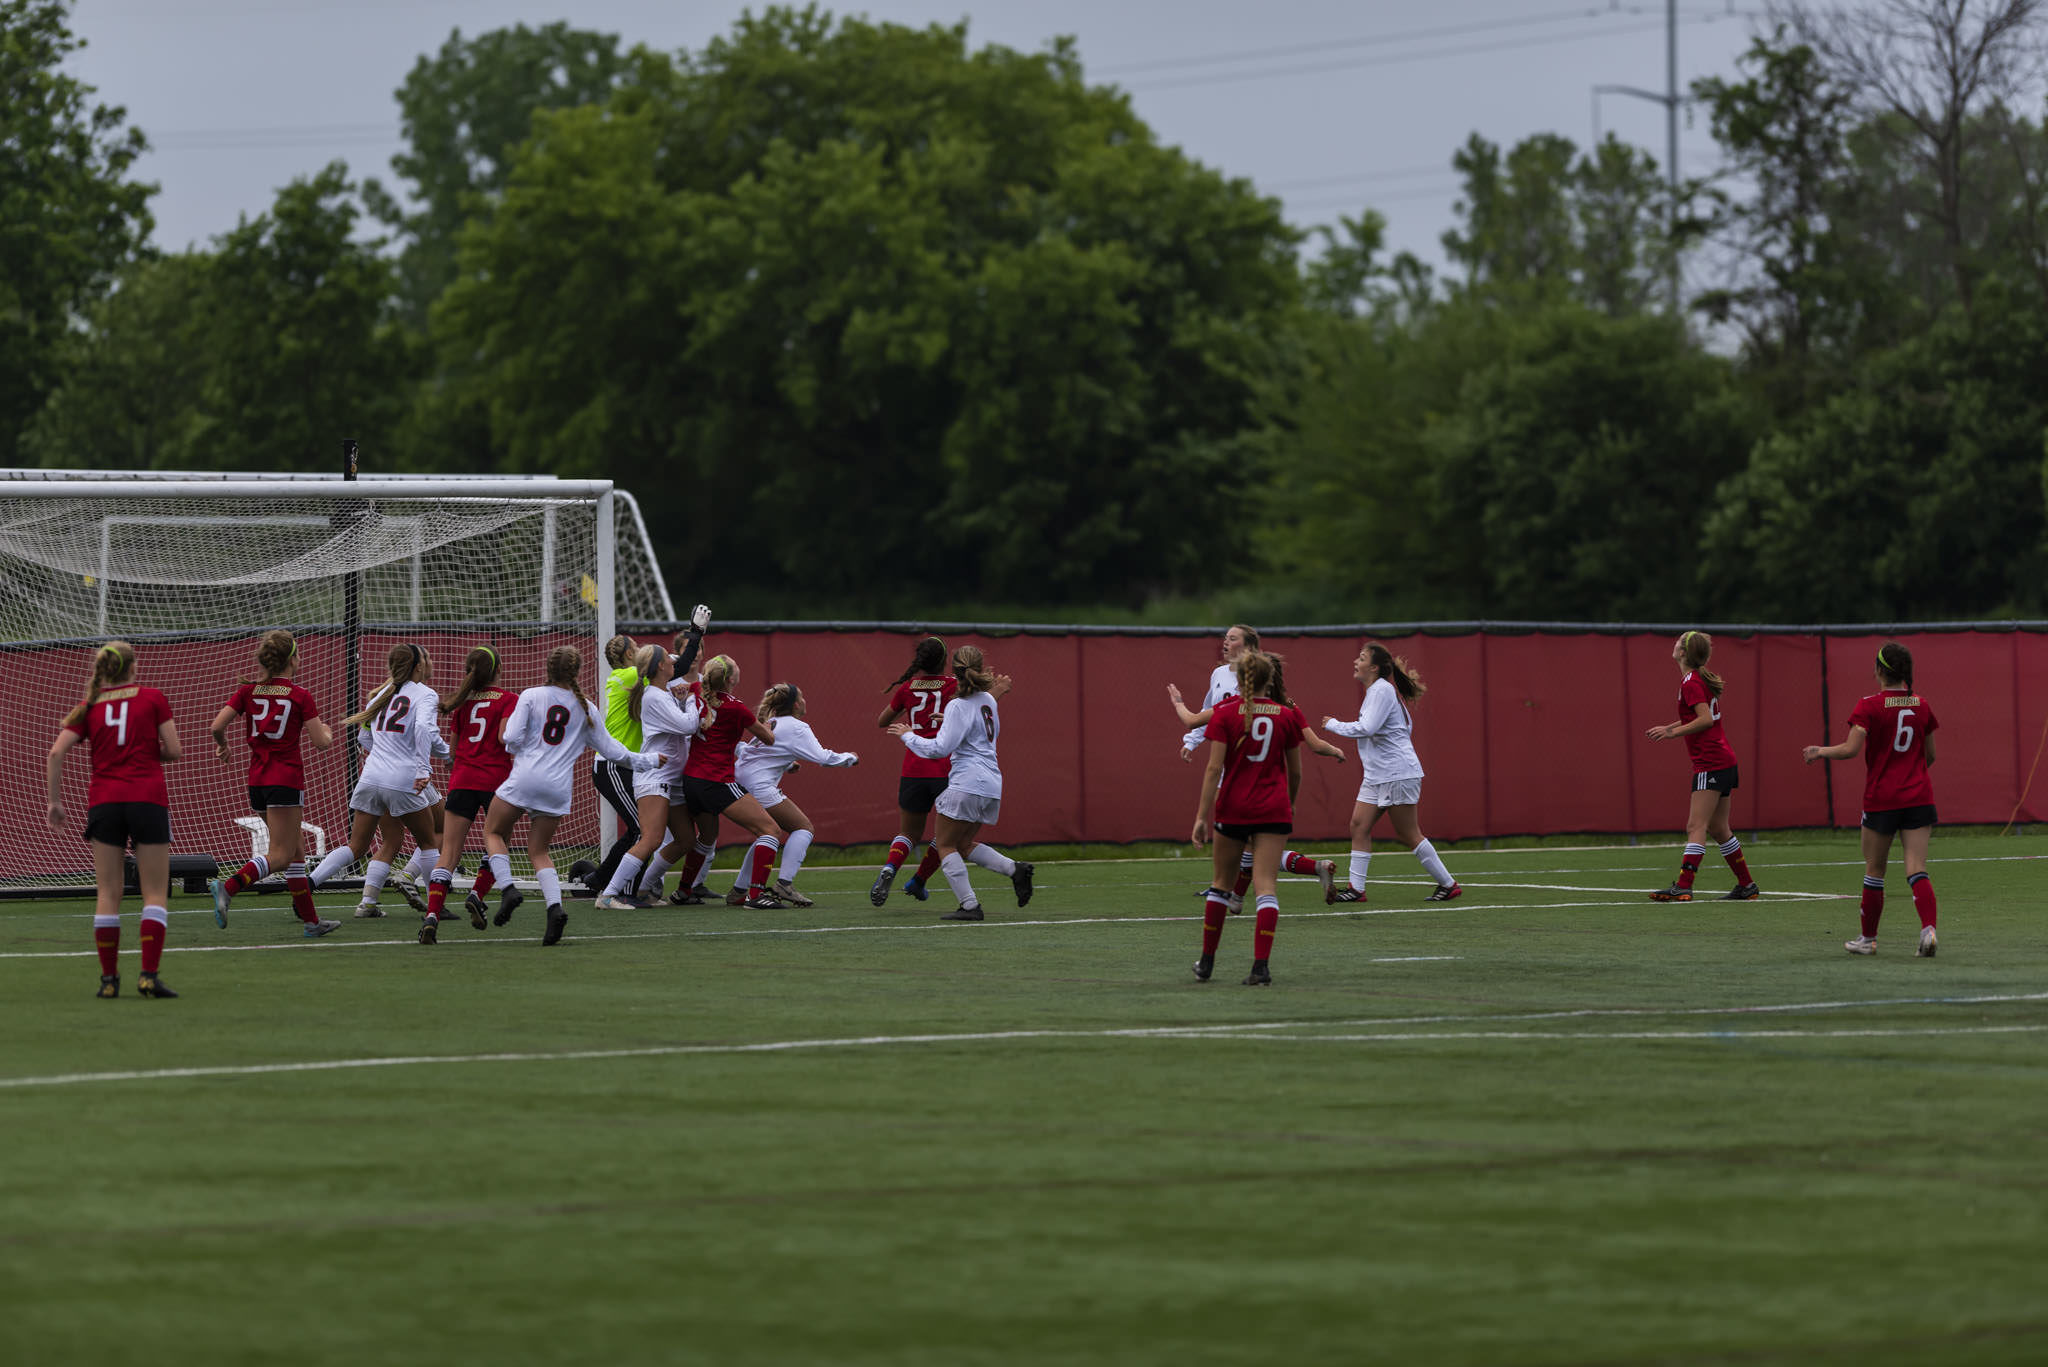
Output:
top-left (350, 782), bottom-right (435, 817)
top-left (936, 789), bottom-right (1001, 825)
top-left (494, 775), bottom-right (573, 820)
top-left (1357, 777), bottom-right (1422, 809)
top-left (632, 767), bottom-right (675, 803)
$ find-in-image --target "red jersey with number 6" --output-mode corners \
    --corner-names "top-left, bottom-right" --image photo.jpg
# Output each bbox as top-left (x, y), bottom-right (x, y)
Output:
top-left (1678, 671), bottom-right (1737, 772)
top-left (892, 675), bottom-right (957, 778)
top-left (683, 686), bottom-right (757, 782)
top-left (447, 688), bottom-right (519, 791)
top-left (226, 679), bottom-right (320, 789)
top-left (1204, 696), bottom-right (1306, 824)
top-left (1847, 688), bottom-right (1937, 811)
top-left (66, 683), bottom-right (173, 807)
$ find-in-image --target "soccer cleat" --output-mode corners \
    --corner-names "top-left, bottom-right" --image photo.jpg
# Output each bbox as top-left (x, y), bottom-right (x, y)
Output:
top-left (1425, 883), bottom-right (1464, 902)
top-left (1917, 926), bottom-right (1938, 958)
top-left (1844, 935), bottom-right (1877, 955)
top-left (941, 904), bottom-right (984, 922)
top-left (136, 972), bottom-right (178, 999)
top-left (1192, 955), bottom-right (1214, 983)
top-left (593, 895), bottom-right (639, 911)
top-left (1242, 962), bottom-right (1272, 987)
top-left (669, 888), bottom-right (706, 907)
top-left (207, 877), bottom-right (229, 928)
top-left (417, 917), bottom-right (438, 945)
top-left (569, 858), bottom-right (599, 892)
top-left (1226, 891), bottom-right (1243, 915)
top-left (1314, 859), bottom-right (1337, 903)
top-left (1011, 861), bottom-right (1035, 908)
top-left (96, 974), bottom-right (119, 999)
top-left (869, 864), bottom-right (898, 907)
top-left (304, 918), bottom-right (341, 938)
top-left (465, 890), bottom-right (490, 931)
top-left (1648, 883), bottom-right (1693, 903)
top-left (772, 879), bottom-right (814, 908)
top-left (902, 877), bottom-right (929, 903)
top-left (1721, 882), bottom-right (1761, 901)
top-left (493, 885), bottom-right (525, 927)
top-left (354, 897), bottom-right (386, 919)
top-left (391, 877), bottom-right (429, 916)
top-left (743, 892), bottom-right (786, 910)
top-left (724, 885), bottom-right (749, 907)
top-left (542, 905), bottom-right (567, 946)
top-left (1329, 887), bottom-right (1366, 905)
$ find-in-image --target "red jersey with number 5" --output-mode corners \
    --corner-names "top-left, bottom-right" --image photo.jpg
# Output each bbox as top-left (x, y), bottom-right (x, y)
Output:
top-left (227, 679), bottom-right (320, 788)
top-left (683, 685), bottom-right (757, 782)
top-left (66, 683), bottom-right (173, 806)
top-left (892, 675), bottom-right (957, 778)
top-left (447, 688), bottom-right (518, 791)
top-left (1847, 688), bottom-right (1937, 811)
top-left (1678, 672), bottom-right (1737, 772)
top-left (1204, 696), bottom-right (1306, 824)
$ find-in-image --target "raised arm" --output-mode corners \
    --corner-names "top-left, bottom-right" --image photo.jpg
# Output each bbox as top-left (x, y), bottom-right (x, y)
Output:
top-left (783, 719), bottom-right (858, 767)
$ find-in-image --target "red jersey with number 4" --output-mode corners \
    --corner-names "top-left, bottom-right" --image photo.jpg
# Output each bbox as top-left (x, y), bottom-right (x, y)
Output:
top-left (892, 675), bottom-right (957, 778)
top-left (1848, 688), bottom-right (1937, 811)
top-left (66, 684), bottom-right (173, 807)
top-left (683, 686), bottom-right (757, 782)
top-left (1678, 672), bottom-right (1737, 772)
top-left (1204, 696), bottom-right (1306, 824)
top-left (447, 688), bottom-right (519, 791)
top-left (226, 679), bottom-right (320, 788)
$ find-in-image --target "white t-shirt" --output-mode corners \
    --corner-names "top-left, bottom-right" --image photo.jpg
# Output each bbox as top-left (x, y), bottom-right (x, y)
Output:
top-left (1323, 677), bottom-right (1424, 784)
top-left (905, 691), bottom-right (1001, 799)
top-left (633, 686), bottom-right (701, 798)
top-left (499, 684), bottom-right (657, 816)
top-left (353, 680), bottom-right (444, 792)
top-left (1183, 662), bottom-right (1237, 754)
top-left (737, 716), bottom-right (858, 797)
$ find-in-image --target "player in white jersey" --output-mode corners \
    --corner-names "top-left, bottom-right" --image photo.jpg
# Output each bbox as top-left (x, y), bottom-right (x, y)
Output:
top-left (889, 646), bottom-right (1032, 922)
top-left (306, 644), bottom-right (444, 898)
top-left (596, 645), bottom-right (703, 908)
top-left (1319, 642), bottom-right (1460, 904)
top-left (1168, 624), bottom-right (1258, 761)
top-left (725, 683), bottom-right (859, 907)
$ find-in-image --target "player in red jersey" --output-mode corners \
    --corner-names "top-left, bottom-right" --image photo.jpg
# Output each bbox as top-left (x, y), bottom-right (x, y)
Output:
top-left (870, 636), bottom-right (956, 905)
top-left (671, 655), bottom-right (784, 907)
top-left (1644, 630), bottom-right (1759, 902)
top-left (46, 641), bottom-right (184, 998)
top-left (1190, 651), bottom-right (1307, 986)
top-left (1804, 642), bottom-right (1942, 958)
top-left (418, 645), bottom-right (524, 942)
top-left (206, 630), bottom-right (339, 937)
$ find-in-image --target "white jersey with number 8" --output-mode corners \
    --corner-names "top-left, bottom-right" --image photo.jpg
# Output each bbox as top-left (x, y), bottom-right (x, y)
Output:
top-left (496, 684), bottom-right (658, 817)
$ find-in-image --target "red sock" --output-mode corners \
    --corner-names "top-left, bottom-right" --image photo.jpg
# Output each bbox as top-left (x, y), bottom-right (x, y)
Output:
top-left (223, 858), bottom-right (264, 897)
top-left (886, 837), bottom-right (912, 871)
top-left (1722, 843), bottom-right (1752, 885)
top-left (287, 875), bottom-right (318, 924)
top-left (139, 910), bottom-right (166, 974)
top-left (1232, 866), bottom-right (1253, 898)
top-left (1252, 898), bottom-right (1278, 961)
top-left (1860, 880), bottom-right (1884, 938)
top-left (1201, 892), bottom-right (1229, 956)
top-left (749, 840), bottom-right (777, 894)
top-left (94, 916), bottom-right (120, 976)
top-left (426, 875), bottom-right (448, 922)
top-left (677, 849), bottom-right (707, 890)
top-left (914, 846), bottom-right (943, 882)
top-left (472, 864), bottom-right (497, 898)
top-left (1677, 846), bottom-right (1703, 890)
top-left (1909, 873), bottom-right (1937, 929)
top-left (1281, 851), bottom-right (1317, 876)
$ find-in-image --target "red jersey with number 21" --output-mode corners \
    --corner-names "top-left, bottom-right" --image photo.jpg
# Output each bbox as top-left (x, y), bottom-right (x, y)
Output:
top-left (892, 675), bottom-right (957, 778)
top-left (1848, 688), bottom-right (1937, 812)
top-left (1204, 696), bottom-right (1306, 824)
top-left (1678, 672), bottom-right (1737, 772)
top-left (66, 684), bottom-right (173, 807)
top-left (448, 688), bottom-right (519, 791)
top-left (227, 679), bottom-right (320, 788)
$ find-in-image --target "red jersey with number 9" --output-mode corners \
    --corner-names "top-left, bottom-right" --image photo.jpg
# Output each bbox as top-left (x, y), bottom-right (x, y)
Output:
top-left (448, 688), bottom-right (519, 791)
top-left (1847, 688), bottom-right (1937, 811)
top-left (892, 675), bottom-right (957, 778)
top-left (1204, 696), bottom-right (1306, 824)
top-left (1678, 672), bottom-right (1737, 772)
top-left (227, 679), bottom-right (321, 788)
top-left (66, 684), bottom-right (174, 806)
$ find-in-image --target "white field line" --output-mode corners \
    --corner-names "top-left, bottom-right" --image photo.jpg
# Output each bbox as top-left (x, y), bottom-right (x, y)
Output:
top-left (1187, 1025), bottom-right (2048, 1044)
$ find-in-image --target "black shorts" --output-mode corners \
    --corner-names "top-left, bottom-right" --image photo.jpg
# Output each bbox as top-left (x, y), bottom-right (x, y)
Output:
top-left (248, 785), bottom-right (302, 812)
top-left (679, 773), bottom-right (748, 817)
top-left (1692, 766), bottom-right (1739, 795)
top-left (445, 787), bottom-right (497, 821)
top-left (1863, 805), bottom-right (1938, 836)
top-left (1217, 821), bottom-right (1292, 840)
top-left (84, 802), bottom-right (171, 849)
top-left (897, 775), bottom-right (950, 815)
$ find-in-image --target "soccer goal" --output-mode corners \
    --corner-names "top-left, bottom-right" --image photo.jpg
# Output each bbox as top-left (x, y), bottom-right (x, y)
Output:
top-left (0, 471), bottom-right (673, 894)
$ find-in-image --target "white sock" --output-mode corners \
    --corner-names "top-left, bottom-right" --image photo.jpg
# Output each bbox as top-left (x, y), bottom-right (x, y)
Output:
top-left (364, 859), bottom-right (392, 893)
top-left (245, 854), bottom-right (270, 881)
top-left (537, 866), bottom-right (562, 909)
top-left (1414, 839), bottom-right (1454, 888)
top-left (603, 854), bottom-right (644, 898)
top-left (285, 861), bottom-right (305, 881)
top-left (405, 848), bottom-right (437, 880)
top-left (779, 829), bottom-right (814, 883)
top-left (639, 852), bottom-right (673, 897)
top-left (309, 846), bottom-right (353, 888)
top-left (939, 850), bottom-right (978, 909)
top-left (967, 844), bottom-right (1016, 877)
top-left (487, 852), bottom-right (512, 888)
top-left (1238, 849), bottom-right (1254, 871)
top-left (692, 842), bottom-right (715, 889)
top-left (1348, 849), bottom-right (1371, 891)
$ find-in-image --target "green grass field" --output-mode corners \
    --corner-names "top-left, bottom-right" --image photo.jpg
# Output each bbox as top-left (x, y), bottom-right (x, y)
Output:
top-left (4, 833), bottom-right (2045, 1366)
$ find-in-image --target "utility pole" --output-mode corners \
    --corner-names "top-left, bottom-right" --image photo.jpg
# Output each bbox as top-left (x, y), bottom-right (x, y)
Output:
top-left (1592, 0), bottom-right (1683, 312)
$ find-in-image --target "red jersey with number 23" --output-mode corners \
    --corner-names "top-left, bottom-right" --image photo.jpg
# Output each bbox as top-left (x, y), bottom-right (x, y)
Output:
top-left (447, 688), bottom-right (519, 791)
top-left (1848, 688), bottom-right (1937, 812)
top-left (66, 684), bottom-right (173, 807)
top-left (227, 679), bottom-right (320, 788)
top-left (1204, 696), bottom-right (1306, 824)
top-left (892, 675), bottom-right (957, 778)
top-left (1678, 672), bottom-right (1737, 772)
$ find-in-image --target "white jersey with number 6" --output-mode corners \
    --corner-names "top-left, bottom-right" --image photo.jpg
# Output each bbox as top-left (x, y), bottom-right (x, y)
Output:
top-left (903, 692), bottom-right (1001, 800)
top-left (353, 681), bottom-right (444, 792)
top-left (497, 684), bottom-right (658, 817)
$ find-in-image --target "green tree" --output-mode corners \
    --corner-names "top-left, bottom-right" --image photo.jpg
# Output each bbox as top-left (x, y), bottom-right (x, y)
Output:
top-left (0, 0), bottom-right (154, 457)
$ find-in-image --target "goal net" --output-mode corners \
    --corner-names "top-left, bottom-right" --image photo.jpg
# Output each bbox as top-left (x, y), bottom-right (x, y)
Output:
top-left (0, 475), bottom-right (673, 893)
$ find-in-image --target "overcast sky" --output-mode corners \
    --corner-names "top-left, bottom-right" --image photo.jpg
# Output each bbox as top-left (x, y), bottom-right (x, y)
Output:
top-left (71, 1), bottom-right (1768, 267)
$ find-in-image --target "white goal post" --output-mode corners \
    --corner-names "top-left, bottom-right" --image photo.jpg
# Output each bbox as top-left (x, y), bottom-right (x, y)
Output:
top-left (0, 473), bottom-right (674, 893)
